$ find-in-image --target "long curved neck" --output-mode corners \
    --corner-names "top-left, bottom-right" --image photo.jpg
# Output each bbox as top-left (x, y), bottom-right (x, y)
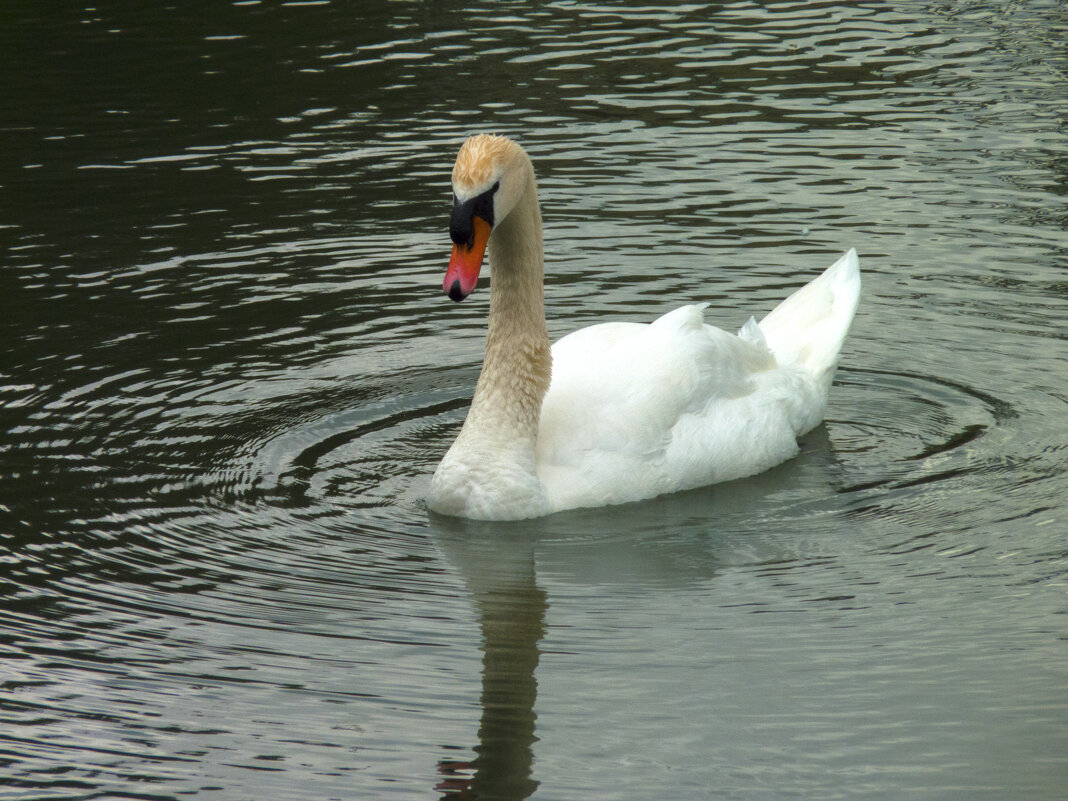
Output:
top-left (466, 166), bottom-right (551, 445)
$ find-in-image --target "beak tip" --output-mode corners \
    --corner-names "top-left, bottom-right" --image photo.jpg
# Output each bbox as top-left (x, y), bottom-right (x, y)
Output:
top-left (446, 279), bottom-right (468, 302)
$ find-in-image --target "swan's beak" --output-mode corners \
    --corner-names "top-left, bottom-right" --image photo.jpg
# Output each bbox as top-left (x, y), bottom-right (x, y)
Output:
top-left (444, 215), bottom-right (491, 302)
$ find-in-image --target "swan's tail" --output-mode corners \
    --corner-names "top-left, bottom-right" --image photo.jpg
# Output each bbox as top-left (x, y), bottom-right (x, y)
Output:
top-left (757, 249), bottom-right (861, 388)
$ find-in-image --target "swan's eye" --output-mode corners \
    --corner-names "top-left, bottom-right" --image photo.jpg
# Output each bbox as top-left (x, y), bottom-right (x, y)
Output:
top-left (450, 181), bottom-right (499, 248)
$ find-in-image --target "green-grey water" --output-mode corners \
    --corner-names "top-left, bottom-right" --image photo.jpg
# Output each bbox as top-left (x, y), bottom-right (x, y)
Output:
top-left (2, 2), bottom-right (1066, 799)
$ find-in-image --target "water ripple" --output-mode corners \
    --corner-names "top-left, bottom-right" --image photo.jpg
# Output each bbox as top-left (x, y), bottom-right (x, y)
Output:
top-left (3, 1), bottom-right (1067, 798)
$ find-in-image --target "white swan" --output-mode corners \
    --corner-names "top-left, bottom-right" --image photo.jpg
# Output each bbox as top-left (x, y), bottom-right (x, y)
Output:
top-left (428, 134), bottom-right (860, 521)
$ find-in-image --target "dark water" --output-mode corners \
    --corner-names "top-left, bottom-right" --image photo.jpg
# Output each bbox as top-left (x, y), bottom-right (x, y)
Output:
top-left (3, 1), bottom-right (1067, 799)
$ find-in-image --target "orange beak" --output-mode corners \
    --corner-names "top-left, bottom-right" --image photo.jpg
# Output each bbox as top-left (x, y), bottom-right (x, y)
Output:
top-left (444, 216), bottom-right (491, 302)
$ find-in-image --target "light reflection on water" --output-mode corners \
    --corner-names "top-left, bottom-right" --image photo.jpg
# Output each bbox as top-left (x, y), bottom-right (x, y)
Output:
top-left (2, 1), bottom-right (1067, 799)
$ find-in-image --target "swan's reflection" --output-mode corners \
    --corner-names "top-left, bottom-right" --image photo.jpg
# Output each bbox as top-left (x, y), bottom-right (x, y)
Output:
top-left (428, 425), bottom-right (841, 799)
top-left (434, 523), bottom-right (545, 801)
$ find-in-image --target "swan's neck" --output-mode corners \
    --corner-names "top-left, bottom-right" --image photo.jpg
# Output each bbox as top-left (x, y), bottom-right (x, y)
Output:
top-left (465, 171), bottom-right (551, 448)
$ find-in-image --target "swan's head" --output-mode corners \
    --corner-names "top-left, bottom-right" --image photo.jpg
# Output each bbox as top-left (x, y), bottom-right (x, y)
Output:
top-left (443, 134), bottom-right (530, 302)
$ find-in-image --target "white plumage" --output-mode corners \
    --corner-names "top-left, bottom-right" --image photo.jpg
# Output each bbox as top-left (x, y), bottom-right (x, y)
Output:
top-left (429, 135), bottom-right (861, 520)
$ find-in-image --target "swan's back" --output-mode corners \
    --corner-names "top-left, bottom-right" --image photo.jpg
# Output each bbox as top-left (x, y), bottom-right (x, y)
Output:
top-left (534, 250), bottom-right (861, 513)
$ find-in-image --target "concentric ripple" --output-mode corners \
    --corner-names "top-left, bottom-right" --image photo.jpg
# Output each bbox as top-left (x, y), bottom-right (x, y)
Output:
top-left (831, 368), bottom-right (1017, 493)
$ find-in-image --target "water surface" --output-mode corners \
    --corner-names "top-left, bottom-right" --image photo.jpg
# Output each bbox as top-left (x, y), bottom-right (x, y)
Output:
top-left (2, 2), bottom-right (1066, 799)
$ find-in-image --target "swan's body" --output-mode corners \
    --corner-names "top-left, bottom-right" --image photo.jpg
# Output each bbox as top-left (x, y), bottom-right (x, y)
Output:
top-left (429, 135), bottom-right (860, 520)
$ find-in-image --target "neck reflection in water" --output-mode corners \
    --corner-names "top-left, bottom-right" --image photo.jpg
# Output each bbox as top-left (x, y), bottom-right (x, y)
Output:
top-left (433, 522), bottom-right (546, 801)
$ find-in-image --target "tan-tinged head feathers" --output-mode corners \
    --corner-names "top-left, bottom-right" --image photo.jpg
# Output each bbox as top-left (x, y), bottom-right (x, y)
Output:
top-left (452, 134), bottom-right (522, 200)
